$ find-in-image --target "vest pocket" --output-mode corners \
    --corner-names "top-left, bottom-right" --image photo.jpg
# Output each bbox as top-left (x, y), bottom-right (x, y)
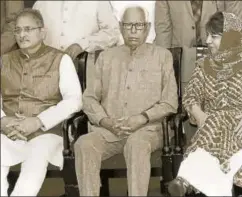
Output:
top-left (32, 72), bottom-right (60, 100)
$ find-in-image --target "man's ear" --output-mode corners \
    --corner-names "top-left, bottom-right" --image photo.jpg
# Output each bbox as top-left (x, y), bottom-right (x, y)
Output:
top-left (146, 22), bottom-right (151, 32)
top-left (119, 21), bottom-right (123, 30)
top-left (40, 27), bottom-right (47, 39)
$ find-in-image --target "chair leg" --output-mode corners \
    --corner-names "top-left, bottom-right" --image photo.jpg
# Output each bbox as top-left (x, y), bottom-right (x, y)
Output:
top-left (7, 171), bottom-right (19, 195)
top-left (100, 177), bottom-right (110, 196)
top-left (233, 184), bottom-right (242, 197)
top-left (172, 153), bottom-right (183, 177)
top-left (64, 185), bottom-right (79, 197)
top-left (161, 154), bottom-right (173, 194)
top-left (160, 179), bottom-right (169, 195)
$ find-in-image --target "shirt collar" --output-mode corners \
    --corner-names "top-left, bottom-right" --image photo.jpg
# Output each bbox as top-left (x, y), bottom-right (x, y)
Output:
top-left (123, 43), bottom-right (148, 56)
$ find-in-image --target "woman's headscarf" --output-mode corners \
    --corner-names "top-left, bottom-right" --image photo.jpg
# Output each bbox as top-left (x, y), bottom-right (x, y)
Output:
top-left (204, 12), bottom-right (242, 80)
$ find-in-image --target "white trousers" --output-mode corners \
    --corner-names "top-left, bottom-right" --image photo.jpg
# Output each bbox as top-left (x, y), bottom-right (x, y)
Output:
top-left (178, 148), bottom-right (242, 196)
top-left (1, 134), bottom-right (63, 196)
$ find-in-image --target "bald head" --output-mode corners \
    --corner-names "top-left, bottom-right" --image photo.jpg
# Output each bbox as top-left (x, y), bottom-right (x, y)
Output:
top-left (121, 6), bottom-right (148, 23)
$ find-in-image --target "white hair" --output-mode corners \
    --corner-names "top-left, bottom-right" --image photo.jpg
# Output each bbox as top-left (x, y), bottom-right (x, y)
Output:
top-left (119, 5), bottom-right (149, 23)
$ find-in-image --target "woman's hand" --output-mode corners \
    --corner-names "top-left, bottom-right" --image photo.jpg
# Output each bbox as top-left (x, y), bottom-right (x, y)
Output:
top-left (189, 104), bottom-right (208, 128)
top-left (196, 112), bottom-right (208, 128)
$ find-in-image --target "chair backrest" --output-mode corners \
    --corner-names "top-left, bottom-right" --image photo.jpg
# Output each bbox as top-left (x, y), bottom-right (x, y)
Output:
top-left (74, 52), bottom-right (88, 93)
top-left (196, 45), bottom-right (208, 60)
top-left (168, 47), bottom-right (183, 113)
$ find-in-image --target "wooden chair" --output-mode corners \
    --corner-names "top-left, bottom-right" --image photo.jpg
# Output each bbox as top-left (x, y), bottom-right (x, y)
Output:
top-left (61, 47), bottom-right (184, 196)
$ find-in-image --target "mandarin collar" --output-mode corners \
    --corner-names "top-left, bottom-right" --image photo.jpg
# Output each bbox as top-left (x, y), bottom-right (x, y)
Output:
top-left (123, 43), bottom-right (148, 56)
top-left (19, 43), bottom-right (48, 60)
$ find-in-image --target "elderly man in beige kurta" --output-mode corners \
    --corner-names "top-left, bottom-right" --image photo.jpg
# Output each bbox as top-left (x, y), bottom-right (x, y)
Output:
top-left (74, 5), bottom-right (178, 196)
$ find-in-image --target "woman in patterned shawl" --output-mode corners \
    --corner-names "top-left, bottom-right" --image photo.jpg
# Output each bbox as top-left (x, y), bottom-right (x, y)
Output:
top-left (168, 12), bottom-right (242, 196)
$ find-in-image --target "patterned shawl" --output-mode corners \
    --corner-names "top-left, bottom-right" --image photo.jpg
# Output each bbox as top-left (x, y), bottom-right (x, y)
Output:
top-left (204, 12), bottom-right (242, 80)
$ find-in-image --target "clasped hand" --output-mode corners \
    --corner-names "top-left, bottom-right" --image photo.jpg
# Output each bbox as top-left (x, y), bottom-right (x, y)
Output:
top-left (107, 115), bottom-right (147, 138)
top-left (1, 113), bottom-right (42, 141)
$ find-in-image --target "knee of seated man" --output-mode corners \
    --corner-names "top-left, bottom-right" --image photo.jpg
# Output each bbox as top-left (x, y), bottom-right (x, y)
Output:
top-left (74, 133), bottom-right (97, 154)
top-left (124, 135), bottom-right (151, 154)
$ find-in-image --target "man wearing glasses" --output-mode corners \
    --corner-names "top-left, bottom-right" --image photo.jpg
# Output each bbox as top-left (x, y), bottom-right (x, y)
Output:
top-left (74, 5), bottom-right (178, 196)
top-left (110, 1), bottom-right (156, 45)
top-left (0, 9), bottom-right (82, 196)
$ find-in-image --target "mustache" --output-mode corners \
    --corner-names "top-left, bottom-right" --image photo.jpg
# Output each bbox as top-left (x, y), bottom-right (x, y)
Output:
top-left (19, 38), bottom-right (30, 42)
top-left (128, 37), bottom-right (139, 40)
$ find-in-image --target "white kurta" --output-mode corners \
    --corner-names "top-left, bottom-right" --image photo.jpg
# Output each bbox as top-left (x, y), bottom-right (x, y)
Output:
top-left (1, 134), bottom-right (63, 169)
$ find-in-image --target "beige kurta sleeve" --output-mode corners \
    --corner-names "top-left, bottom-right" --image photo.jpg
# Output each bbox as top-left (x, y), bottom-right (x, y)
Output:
top-left (77, 1), bottom-right (120, 52)
top-left (144, 49), bottom-right (178, 122)
top-left (82, 52), bottom-right (108, 126)
top-left (1, 1), bottom-right (24, 55)
top-left (154, 0), bottom-right (172, 48)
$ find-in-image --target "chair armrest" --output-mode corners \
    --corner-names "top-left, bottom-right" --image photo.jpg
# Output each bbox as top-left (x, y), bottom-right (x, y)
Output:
top-left (162, 113), bottom-right (175, 154)
top-left (62, 111), bottom-right (88, 156)
top-left (163, 112), bottom-right (186, 152)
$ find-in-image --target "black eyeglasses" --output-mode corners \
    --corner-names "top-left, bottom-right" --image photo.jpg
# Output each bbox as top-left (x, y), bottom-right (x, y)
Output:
top-left (13, 26), bottom-right (42, 35)
top-left (122, 23), bottom-right (147, 30)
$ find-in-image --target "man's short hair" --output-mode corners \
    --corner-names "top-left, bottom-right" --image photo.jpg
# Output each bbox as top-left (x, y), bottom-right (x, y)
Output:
top-left (15, 8), bottom-right (44, 27)
top-left (119, 5), bottom-right (149, 23)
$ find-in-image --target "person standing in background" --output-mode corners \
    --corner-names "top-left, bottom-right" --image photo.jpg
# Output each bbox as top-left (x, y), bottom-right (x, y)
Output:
top-left (33, 1), bottom-right (120, 90)
top-left (1, 0), bottom-right (24, 54)
top-left (32, 1), bottom-right (120, 59)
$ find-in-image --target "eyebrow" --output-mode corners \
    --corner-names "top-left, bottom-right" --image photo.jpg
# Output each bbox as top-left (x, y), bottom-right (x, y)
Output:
top-left (15, 26), bottom-right (35, 28)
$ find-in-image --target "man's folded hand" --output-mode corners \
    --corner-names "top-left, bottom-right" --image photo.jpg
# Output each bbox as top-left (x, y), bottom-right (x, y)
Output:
top-left (100, 117), bottom-right (130, 138)
top-left (6, 117), bottom-right (43, 138)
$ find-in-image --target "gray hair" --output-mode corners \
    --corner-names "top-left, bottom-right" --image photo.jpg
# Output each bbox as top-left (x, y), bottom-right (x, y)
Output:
top-left (15, 8), bottom-right (44, 27)
top-left (119, 5), bottom-right (149, 23)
